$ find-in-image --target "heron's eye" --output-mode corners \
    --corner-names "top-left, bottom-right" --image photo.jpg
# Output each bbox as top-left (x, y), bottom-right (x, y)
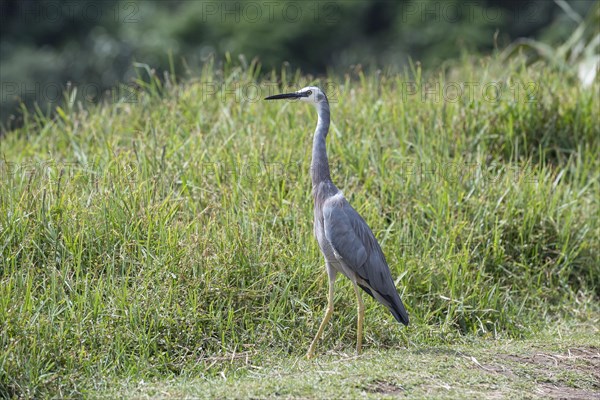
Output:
top-left (306, 90), bottom-right (312, 96)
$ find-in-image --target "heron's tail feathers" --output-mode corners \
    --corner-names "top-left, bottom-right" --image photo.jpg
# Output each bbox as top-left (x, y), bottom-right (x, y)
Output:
top-left (389, 298), bottom-right (409, 326)
top-left (357, 283), bottom-right (409, 326)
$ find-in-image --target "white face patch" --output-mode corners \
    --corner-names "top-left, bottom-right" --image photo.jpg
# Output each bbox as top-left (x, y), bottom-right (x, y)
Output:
top-left (297, 86), bottom-right (326, 104)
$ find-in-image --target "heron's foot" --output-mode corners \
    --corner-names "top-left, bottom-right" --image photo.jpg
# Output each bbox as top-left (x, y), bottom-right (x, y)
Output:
top-left (356, 324), bottom-right (363, 354)
top-left (306, 341), bottom-right (318, 359)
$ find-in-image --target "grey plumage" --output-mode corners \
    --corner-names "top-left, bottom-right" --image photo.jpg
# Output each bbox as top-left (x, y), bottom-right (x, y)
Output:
top-left (265, 86), bottom-right (408, 358)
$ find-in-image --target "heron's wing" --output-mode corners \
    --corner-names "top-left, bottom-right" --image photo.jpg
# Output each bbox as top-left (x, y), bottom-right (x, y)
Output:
top-left (322, 195), bottom-right (409, 325)
top-left (322, 195), bottom-right (388, 284)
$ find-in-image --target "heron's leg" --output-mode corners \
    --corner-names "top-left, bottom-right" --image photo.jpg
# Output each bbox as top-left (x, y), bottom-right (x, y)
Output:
top-left (353, 283), bottom-right (365, 355)
top-left (306, 265), bottom-right (336, 359)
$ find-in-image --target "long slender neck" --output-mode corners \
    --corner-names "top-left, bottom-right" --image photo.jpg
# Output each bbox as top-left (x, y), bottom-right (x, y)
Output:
top-left (311, 101), bottom-right (331, 187)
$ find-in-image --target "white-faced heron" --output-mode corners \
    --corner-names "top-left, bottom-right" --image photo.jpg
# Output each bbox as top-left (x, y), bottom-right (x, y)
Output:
top-left (265, 86), bottom-right (409, 359)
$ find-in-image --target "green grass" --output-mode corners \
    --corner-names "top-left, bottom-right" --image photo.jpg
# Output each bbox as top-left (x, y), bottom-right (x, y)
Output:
top-left (97, 321), bottom-right (600, 399)
top-left (1, 56), bottom-right (599, 398)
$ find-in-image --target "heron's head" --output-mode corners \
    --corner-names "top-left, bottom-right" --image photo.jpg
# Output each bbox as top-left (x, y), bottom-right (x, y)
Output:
top-left (265, 86), bottom-right (327, 106)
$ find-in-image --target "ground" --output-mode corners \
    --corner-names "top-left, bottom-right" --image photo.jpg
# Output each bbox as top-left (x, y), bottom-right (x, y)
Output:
top-left (95, 323), bottom-right (599, 399)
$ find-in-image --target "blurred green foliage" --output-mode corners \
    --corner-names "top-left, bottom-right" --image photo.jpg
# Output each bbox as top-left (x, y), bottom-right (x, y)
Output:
top-left (502, 1), bottom-right (599, 87)
top-left (0, 0), bottom-right (596, 129)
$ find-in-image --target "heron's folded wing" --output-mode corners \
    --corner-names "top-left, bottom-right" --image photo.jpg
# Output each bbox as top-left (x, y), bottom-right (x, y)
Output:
top-left (323, 198), bottom-right (395, 293)
top-left (322, 199), bottom-right (369, 273)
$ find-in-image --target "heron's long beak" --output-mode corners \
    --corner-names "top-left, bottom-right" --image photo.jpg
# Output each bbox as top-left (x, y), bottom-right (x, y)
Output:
top-left (264, 92), bottom-right (303, 100)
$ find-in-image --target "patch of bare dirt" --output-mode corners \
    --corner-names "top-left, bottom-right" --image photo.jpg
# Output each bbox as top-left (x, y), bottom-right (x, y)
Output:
top-left (476, 346), bottom-right (600, 399)
top-left (498, 346), bottom-right (600, 381)
top-left (363, 379), bottom-right (405, 395)
top-left (536, 383), bottom-right (600, 399)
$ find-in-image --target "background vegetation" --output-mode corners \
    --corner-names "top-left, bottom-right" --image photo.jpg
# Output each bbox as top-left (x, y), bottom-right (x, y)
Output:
top-left (0, 0), bottom-right (597, 127)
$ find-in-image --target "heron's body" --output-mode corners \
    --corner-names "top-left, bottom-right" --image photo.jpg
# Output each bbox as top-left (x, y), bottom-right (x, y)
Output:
top-left (265, 86), bottom-right (409, 358)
